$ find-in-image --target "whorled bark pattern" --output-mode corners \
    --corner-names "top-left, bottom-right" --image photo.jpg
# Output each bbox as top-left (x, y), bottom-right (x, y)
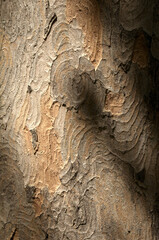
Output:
top-left (66, 0), bottom-right (103, 67)
top-left (0, 0), bottom-right (159, 239)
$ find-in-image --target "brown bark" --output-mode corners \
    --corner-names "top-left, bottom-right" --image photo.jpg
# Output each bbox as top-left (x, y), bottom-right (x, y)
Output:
top-left (0, 0), bottom-right (159, 239)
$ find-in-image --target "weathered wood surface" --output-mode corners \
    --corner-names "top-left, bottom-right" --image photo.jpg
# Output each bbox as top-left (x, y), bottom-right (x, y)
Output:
top-left (0, 0), bottom-right (159, 239)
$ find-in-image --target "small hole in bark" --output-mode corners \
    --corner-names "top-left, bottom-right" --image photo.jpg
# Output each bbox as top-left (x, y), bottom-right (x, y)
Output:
top-left (25, 185), bottom-right (36, 202)
top-left (135, 168), bottom-right (145, 183)
top-left (27, 85), bottom-right (32, 94)
top-left (45, 233), bottom-right (49, 239)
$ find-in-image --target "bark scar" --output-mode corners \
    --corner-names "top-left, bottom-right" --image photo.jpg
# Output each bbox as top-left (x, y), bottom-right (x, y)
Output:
top-left (10, 228), bottom-right (17, 240)
top-left (44, 13), bottom-right (57, 40)
top-left (30, 129), bottom-right (39, 154)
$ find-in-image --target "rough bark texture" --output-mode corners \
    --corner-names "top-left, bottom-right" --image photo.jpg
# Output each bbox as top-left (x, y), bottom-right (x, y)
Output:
top-left (0, 0), bottom-right (159, 239)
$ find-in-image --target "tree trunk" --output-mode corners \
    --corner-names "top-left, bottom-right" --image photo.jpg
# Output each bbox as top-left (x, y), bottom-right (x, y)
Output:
top-left (0, 0), bottom-right (159, 239)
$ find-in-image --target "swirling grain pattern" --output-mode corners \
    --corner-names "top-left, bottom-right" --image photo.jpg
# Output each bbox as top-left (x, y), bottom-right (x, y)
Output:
top-left (66, 0), bottom-right (103, 68)
top-left (0, 0), bottom-right (159, 239)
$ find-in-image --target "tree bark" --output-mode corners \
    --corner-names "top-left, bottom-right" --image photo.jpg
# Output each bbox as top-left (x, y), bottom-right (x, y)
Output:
top-left (0, 0), bottom-right (159, 239)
